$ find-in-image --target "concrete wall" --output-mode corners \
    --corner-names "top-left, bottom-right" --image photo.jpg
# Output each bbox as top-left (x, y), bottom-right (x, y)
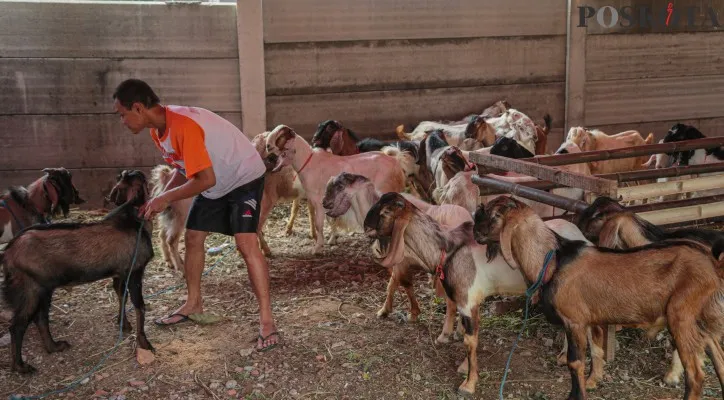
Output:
top-left (1, 0), bottom-right (723, 207)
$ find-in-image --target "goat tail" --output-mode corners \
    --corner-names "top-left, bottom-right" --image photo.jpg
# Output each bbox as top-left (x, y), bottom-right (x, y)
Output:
top-left (150, 164), bottom-right (175, 198)
top-left (395, 124), bottom-right (409, 140)
top-left (381, 146), bottom-right (417, 178)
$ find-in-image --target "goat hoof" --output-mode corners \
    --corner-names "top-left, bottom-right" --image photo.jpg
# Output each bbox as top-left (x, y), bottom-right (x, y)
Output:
top-left (435, 334), bottom-right (451, 345)
top-left (585, 377), bottom-right (599, 390)
top-left (663, 373), bottom-right (680, 387)
top-left (556, 352), bottom-right (568, 367)
top-left (284, 228), bottom-right (294, 236)
top-left (12, 362), bottom-right (37, 374)
top-left (408, 313), bottom-right (419, 323)
top-left (457, 384), bottom-right (474, 398)
top-left (49, 340), bottom-right (71, 353)
top-left (376, 308), bottom-right (390, 319)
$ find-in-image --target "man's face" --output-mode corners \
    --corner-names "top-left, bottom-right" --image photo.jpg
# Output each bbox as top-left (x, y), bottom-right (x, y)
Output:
top-left (114, 99), bottom-right (147, 134)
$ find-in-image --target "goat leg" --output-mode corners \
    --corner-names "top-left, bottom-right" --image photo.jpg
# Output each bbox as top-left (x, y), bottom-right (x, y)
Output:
top-left (585, 325), bottom-right (605, 389)
top-left (9, 295), bottom-right (40, 374)
top-left (457, 307), bottom-right (480, 397)
top-left (166, 225), bottom-right (184, 272)
top-left (437, 295), bottom-right (458, 345)
top-left (377, 269), bottom-right (399, 319)
top-left (158, 226), bottom-right (173, 270)
top-left (669, 318), bottom-right (705, 399)
top-left (399, 273), bottom-right (420, 322)
top-left (285, 198), bottom-right (300, 236)
top-left (34, 290), bottom-right (70, 353)
top-left (664, 349), bottom-right (684, 387)
top-left (565, 324), bottom-right (588, 400)
top-left (128, 269), bottom-right (153, 352)
top-left (307, 201), bottom-right (317, 240)
top-left (310, 200), bottom-right (325, 254)
top-left (112, 277), bottom-right (133, 333)
top-left (704, 336), bottom-right (724, 393)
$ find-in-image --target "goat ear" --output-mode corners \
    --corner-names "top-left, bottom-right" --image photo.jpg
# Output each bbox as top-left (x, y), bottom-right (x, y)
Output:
top-left (499, 222), bottom-right (520, 270)
top-left (43, 179), bottom-right (61, 216)
top-left (379, 216), bottom-right (410, 269)
top-left (330, 130), bottom-right (344, 155)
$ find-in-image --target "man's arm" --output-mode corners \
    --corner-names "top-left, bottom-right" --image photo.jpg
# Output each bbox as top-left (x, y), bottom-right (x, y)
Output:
top-left (143, 166), bottom-right (216, 219)
top-left (161, 167), bottom-right (216, 203)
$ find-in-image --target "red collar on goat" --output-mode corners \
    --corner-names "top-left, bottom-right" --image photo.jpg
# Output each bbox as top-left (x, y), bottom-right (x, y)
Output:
top-left (435, 249), bottom-right (447, 280)
top-left (292, 152), bottom-right (314, 182)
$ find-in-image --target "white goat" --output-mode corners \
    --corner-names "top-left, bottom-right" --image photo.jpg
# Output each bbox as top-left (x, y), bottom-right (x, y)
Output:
top-left (265, 124), bottom-right (407, 254)
top-left (363, 193), bottom-right (591, 396)
top-left (149, 164), bottom-right (193, 273)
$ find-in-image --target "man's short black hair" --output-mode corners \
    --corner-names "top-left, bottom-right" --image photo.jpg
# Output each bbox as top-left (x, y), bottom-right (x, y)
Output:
top-left (113, 79), bottom-right (160, 110)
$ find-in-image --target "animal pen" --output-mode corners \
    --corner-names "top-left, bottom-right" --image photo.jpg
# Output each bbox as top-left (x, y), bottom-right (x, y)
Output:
top-left (469, 135), bottom-right (724, 362)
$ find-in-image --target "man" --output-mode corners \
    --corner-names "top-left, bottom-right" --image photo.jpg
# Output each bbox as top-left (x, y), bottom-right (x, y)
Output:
top-left (112, 79), bottom-right (279, 351)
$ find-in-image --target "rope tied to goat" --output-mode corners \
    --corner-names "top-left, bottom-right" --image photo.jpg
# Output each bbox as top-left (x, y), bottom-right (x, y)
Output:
top-left (498, 249), bottom-right (555, 400)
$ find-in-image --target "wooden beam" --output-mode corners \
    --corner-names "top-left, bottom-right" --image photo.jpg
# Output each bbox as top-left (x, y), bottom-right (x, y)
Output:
top-left (565, 0), bottom-right (586, 133)
top-left (469, 152), bottom-right (618, 196)
top-left (617, 175), bottom-right (724, 203)
top-left (480, 162), bottom-right (724, 195)
top-left (522, 137), bottom-right (724, 167)
top-left (237, 0), bottom-right (266, 137)
top-left (637, 201), bottom-right (724, 226)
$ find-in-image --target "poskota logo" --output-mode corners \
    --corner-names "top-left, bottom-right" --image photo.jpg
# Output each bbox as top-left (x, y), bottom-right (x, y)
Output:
top-left (577, 3), bottom-right (721, 29)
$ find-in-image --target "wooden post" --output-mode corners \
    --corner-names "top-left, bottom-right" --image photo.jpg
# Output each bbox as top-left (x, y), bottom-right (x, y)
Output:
top-left (565, 0), bottom-right (586, 133)
top-left (236, 0), bottom-right (266, 138)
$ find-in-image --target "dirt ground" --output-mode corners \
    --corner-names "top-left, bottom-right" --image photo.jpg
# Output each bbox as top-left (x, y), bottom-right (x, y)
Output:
top-left (1, 201), bottom-right (723, 400)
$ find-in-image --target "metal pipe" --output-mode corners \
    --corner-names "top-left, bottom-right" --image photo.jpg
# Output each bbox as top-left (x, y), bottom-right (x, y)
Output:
top-left (479, 162), bottom-right (724, 195)
top-left (472, 175), bottom-right (589, 214)
top-left (521, 137), bottom-right (724, 167)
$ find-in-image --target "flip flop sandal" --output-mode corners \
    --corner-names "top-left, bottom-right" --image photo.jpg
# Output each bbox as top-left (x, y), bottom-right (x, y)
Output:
top-left (154, 313), bottom-right (190, 326)
top-left (256, 331), bottom-right (281, 352)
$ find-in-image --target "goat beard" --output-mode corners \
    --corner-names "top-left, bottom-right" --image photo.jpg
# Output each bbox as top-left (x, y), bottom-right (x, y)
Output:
top-left (379, 216), bottom-right (410, 269)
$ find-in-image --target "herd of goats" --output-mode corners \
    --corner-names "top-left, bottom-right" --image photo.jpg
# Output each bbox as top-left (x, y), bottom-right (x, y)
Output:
top-left (2, 99), bottom-right (724, 399)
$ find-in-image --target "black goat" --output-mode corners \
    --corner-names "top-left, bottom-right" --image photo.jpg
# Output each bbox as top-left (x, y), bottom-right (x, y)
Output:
top-left (1, 170), bottom-right (154, 374)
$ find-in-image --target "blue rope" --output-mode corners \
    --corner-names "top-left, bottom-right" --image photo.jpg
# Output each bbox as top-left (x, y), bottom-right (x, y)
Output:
top-left (10, 220), bottom-right (146, 400)
top-left (498, 249), bottom-right (555, 400)
top-left (8, 238), bottom-right (235, 400)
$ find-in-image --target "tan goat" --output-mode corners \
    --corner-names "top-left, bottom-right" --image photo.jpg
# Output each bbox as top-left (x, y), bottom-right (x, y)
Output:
top-left (475, 195), bottom-right (724, 400)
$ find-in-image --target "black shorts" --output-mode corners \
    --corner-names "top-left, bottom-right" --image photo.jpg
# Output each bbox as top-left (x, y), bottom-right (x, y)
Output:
top-left (185, 175), bottom-right (265, 236)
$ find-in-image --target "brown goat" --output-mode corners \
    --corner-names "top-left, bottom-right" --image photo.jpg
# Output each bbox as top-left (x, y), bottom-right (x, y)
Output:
top-left (1, 170), bottom-right (154, 374)
top-left (0, 168), bottom-right (85, 244)
top-left (576, 196), bottom-right (724, 387)
top-left (475, 195), bottom-right (724, 400)
top-left (149, 165), bottom-right (192, 273)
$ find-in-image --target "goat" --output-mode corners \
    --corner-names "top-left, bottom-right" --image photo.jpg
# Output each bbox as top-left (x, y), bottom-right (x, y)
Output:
top-left (1, 170), bottom-right (155, 374)
top-left (642, 123), bottom-right (724, 201)
top-left (149, 165), bottom-right (192, 272)
top-left (556, 127), bottom-right (655, 174)
top-left (576, 196), bottom-right (724, 387)
top-left (322, 172), bottom-right (470, 322)
top-left (474, 195), bottom-right (724, 400)
top-left (250, 131), bottom-right (316, 256)
top-left (0, 168), bottom-right (85, 244)
top-left (363, 192), bottom-right (591, 396)
top-left (265, 124), bottom-right (406, 254)
top-left (394, 100), bottom-right (512, 147)
top-left (311, 119), bottom-right (421, 158)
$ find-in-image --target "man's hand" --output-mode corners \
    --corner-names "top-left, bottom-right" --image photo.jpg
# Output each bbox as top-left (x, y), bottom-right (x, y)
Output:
top-left (143, 194), bottom-right (170, 220)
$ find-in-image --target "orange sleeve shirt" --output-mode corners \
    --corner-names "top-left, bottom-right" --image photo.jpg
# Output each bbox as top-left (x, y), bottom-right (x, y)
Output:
top-left (150, 109), bottom-right (213, 179)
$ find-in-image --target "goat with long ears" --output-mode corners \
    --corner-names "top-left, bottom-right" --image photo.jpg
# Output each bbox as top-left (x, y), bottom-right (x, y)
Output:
top-left (265, 124), bottom-right (406, 254)
top-left (0, 168), bottom-right (85, 243)
top-left (2, 170), bottom-right (154, 374)
top-left (363, 192), bottom-right (592, 397)
top-left (576, 196), bottom-right (724, 387)
top-left (474, 195), bottom-right (724, 400)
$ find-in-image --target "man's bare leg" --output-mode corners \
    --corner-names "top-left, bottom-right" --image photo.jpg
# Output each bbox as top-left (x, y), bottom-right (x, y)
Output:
top-left (235, 232), bottom-right (278, 350)
top-left (155, 229), bottom-right (208, 324)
